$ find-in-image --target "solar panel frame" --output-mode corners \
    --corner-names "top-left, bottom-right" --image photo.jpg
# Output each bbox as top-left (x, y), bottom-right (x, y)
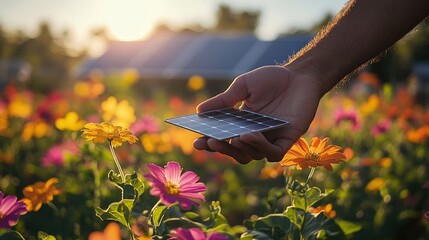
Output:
top-left (165, 108), bottom-right (290, 141)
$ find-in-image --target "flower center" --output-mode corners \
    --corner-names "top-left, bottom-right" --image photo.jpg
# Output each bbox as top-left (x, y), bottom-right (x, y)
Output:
top-left (0, 211), bottom-right (4, 219)
top-left (305, 151), bottom-right (320, 161)
top-left (165, 181), bottom-right (180, 195)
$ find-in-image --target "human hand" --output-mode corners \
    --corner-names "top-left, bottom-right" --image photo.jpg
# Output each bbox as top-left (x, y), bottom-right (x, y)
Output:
top-left (193, 65), bottom-right (325, 164)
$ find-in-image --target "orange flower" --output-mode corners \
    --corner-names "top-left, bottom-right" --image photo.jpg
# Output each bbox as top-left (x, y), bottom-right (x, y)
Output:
top-left (21, 178), bottom-right (61, 211)
top-left (280, 137), bottom-right (347, 171)
top-left (88, 222), bottom-right (122, 240)
top-left (309, 203), bottom-right (337, 218)
top-left (260, 163), bottom-right (284, 179)
top-left (406, 126), bottom-right (429, 143)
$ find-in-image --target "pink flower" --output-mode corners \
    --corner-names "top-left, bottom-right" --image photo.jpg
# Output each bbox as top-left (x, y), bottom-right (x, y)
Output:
top-left (425, 211), bottom-right (429, 220)
top-left (144, 161), bottom-right (207, 210)
top-left (130, 115), bottom-right (160, 135)
top-left (371, 119), bottom-right (391, 136)
top-left (169, 228), bottom-right (228, 240)
top-left (0, 191), bottom-right (27, 229)
top-left (334, 108), bottom-right (360, 131)
top-left (42, 141), bottom-right (79, 167)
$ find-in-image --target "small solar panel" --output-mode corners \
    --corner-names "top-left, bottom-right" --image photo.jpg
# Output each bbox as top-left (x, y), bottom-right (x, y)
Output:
top-left (165, 108), bottom-right (289, 140)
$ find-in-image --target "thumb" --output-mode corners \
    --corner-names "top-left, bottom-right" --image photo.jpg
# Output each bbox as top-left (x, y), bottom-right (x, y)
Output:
top-left (196, 75), bottom-right (249, 113)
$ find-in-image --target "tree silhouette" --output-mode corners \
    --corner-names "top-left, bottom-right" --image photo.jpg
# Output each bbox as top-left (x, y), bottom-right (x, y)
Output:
top-left (214, 4), bottom-right (260, 33)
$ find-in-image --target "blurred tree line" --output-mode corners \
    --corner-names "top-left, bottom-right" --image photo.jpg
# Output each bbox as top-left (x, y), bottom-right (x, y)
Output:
top-left (0, 22), bottom-right (87, 92)
top-left (0, 5), bottom-right (428, 93)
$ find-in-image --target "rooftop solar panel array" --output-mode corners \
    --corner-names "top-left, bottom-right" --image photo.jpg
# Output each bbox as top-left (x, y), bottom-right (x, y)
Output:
top-left (79, 32), bottom-right (312, 79)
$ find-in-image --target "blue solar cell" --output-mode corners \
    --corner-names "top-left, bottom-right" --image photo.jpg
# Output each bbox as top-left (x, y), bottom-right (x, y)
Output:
top-left (165, 108), bottom-right (289, 140)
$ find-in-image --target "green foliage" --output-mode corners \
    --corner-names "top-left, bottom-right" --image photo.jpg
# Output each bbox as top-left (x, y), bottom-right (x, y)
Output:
top-left (0, 231), bottom-right (25, 240)
top-left (37, 232), bottom-right (56, 240)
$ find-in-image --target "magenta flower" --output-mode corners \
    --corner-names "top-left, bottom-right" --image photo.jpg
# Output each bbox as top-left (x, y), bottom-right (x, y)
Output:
top-left (334, 108), bottom-right (360, 131)
top-left (169, 228), bottom-right (228, 240)
top-left (41, 141), bottom-right (79, 167)
top-left (130, 115), bottom-right (160, 135)
top-left (144, 161), bottom-right (207, 210)
top-left (0, 191), bottom-right (27, 229)
top-left (371, 119), bottom-right (391, 136)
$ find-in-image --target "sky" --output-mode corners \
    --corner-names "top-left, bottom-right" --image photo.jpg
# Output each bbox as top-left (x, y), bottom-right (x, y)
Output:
top-left (0, 0), bottom-right (348, 56)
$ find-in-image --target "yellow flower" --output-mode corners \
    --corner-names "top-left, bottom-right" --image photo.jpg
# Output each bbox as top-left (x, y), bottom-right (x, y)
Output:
top-left (21, 178), bottom-right (61, 212)
top-left (8, 95), bottom-right (32, 118)
top-left (82, 122), bottom-right (138, 148)
top-left (21, 120), bottom-right (51, 141)
top-left (280, 137), bottom-right (347, 171)
top-left (122, 68), bottom-right (140, 86)
top-left (365, 177), bottom-right (385, 192)
top-left (168, 127), bottom-right (200, 155)
top-left (378, 157), bottom-right (392, 168)
top-left (360, 94), bottom-right (380, 116)
top-left (101, 97), bottom-right (136, 127)
top-left (187, 75), bottom-right (206, 91)
top-left (73, 80), bottom-right (105, 99)
top-left (141, 133), bottom-right (172, 154)
top-left (55, 111), bottom-right (85, 131)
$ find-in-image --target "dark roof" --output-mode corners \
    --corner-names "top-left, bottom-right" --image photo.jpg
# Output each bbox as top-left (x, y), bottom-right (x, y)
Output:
top-left (79, 32), bottom-right (312, 80)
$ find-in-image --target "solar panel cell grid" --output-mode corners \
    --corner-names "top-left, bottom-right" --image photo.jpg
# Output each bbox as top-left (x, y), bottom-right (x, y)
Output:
top-left (165, 108), bottom-right (289, 140)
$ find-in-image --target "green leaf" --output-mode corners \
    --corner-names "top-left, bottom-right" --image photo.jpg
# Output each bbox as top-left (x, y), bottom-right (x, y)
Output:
top-left (211, 223), bottom-right (246, 236)
top-left (335, 219), bottom-right (361, 235)
top-left (304, 187), bottom-right (322, 209)
top-left (108, 171), bottom-right (145, 201)
top-left (152, 205), bottom-right (168, 227)
top-left (293, 194), bottom-right (306, 210)
top-left (284, 207), bottom-right (306, 228)
top-left (0, 231), bottom-right (25, 240)
top-left (95, 199), bottom-right (134, 229)
top-left (240, 230), bottom-right (273, 240)
top-left (164, 217), bottom-right (205, 229)
top-left (246, 213), bottom-right (292, 239)
top-left (292, 187), bottom-right (334, 211)
top-left (37, 232), bottom-right (56, 240)
top-left (125, 172), bottom-right (145, 197)
top-left (108, 170), bottom-right (123, 186)
top-left (287, 180), bottom-right (307, 194)
top-left (301, 212), bottom-right (338, 239)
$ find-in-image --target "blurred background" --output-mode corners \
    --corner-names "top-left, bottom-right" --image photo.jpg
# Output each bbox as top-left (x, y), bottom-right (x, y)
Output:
top-left (1, 0), bottom-right (429, 239)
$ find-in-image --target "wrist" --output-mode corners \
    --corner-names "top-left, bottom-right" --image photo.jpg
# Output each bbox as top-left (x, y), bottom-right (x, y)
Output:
top-left (284, 52), bottom-right (343, 95)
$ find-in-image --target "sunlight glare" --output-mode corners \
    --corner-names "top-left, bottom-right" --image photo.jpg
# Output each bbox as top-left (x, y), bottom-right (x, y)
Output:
top-left (101, 0), bottom-right (155, 41)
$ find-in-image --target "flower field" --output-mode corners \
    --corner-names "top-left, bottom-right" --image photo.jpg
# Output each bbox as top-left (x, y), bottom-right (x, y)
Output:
top-left (0, 72), bottom-right (428, 240)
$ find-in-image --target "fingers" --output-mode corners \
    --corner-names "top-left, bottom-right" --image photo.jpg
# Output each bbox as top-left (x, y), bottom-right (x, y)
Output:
top-left (193, 137), bottom-right (213, 152)
top-left (196, 75), bottom-right (248, 113)
top-left (239, 132), bottom-right (286, 162)
top-left (207, 138), bottom-right (253, 164)
top-left (193, 137), bottom-right (253, 164)
top-left (230, 137), bottom-right (266, 160)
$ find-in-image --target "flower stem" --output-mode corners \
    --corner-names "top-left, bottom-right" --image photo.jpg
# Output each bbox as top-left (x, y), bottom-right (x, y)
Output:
top-left (91, 159), bottom-right (101, 208)
top-left (304, 167), bottom-right (316, 186)
top-left (109, 142), bottom-right (125, 182)
top-left (47, 201), bottom-right (59, 214)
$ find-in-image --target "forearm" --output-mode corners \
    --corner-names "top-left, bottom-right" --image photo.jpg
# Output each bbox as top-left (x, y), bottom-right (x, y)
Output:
top-left (286, 0), bottom-right (429, 93)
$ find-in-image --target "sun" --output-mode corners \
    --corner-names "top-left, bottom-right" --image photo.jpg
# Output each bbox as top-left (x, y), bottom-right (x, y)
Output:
top-left (100, 0), bottom-right (157, 41)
